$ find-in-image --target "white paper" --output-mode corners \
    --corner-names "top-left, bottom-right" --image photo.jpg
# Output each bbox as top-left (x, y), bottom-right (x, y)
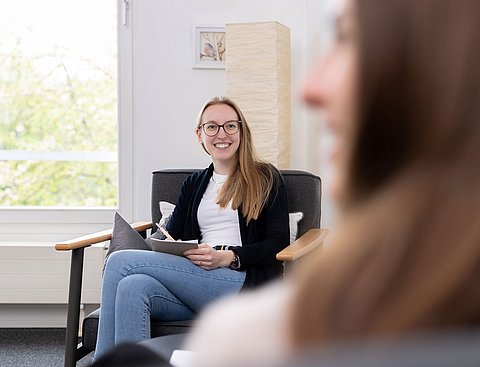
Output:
top-left (170, 349), bottom-right (195, 367)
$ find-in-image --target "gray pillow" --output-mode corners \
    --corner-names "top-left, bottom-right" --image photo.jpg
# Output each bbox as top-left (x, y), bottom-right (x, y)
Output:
top-left (104, 212), bottom-right (152, 270)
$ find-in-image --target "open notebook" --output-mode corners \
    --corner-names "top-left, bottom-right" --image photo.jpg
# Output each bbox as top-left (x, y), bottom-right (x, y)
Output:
top-left (149, 238), bottom-right (198, 256)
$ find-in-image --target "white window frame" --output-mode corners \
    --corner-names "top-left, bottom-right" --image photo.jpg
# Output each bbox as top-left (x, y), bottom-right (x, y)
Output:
top-left (0, 0), bottom-right (133, 242)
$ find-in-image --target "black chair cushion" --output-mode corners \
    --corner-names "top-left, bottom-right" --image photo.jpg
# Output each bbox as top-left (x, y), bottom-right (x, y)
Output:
top-left (82, 309), bottom-right (192, 352)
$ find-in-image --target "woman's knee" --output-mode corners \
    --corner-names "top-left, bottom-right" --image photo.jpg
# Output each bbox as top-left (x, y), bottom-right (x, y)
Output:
top-left (105, 250), bottom-right (124, 268)
top-left (104, 250), bottom-right (137, 274)
top-left (116, 274), bottom-right (157, 300)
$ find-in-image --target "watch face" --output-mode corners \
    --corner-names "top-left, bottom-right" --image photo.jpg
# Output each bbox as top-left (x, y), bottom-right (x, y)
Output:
top-left (230, 252), bottom-right (240, 269)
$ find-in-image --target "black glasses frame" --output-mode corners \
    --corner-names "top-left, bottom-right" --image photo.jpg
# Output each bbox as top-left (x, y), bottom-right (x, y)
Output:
top-left (201, 120), bottom-right (241, 136)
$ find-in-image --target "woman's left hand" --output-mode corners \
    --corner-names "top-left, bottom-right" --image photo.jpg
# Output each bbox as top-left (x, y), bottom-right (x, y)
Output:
top-left (184, 244), bottom-right (234, 270)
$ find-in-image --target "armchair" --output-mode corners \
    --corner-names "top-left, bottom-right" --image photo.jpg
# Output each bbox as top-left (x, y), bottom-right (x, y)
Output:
top-left (55, 169), bottom-right (328, 367)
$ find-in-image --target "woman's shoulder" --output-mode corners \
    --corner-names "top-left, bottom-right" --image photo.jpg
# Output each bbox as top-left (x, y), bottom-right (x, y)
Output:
top-left (184, 281), bottom-right (293, 366)
top-left (256, 162), bottom-right (280, 177)
top-left (257, 162), bottom-right (284, 186)
top-left (183, 165), bottom-right (213, 186)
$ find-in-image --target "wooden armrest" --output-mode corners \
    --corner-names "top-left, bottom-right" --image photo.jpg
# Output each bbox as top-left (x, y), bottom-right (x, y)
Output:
top-left (276, 228), bottom-right (329, 262)
top-left (55, 221), bottom-right (153, 251)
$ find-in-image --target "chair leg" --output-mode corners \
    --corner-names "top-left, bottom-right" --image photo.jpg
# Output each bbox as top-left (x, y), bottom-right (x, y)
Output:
top-left (64, 248), bottom-right (85, 367)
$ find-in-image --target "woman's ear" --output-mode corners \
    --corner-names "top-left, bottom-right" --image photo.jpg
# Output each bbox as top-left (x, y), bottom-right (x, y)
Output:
top-left (195, 128), bottom-right (203, 143)
top-left (196, 128), bottom-right (210, 155)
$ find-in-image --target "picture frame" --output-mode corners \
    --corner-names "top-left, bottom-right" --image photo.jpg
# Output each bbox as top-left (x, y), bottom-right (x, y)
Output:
top-left (193, 26), bottom-right (226, 69)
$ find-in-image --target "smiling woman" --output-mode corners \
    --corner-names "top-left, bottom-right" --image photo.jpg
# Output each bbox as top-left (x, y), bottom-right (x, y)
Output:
top-left (94, 96), bottom-right (290, 359)
top-left (196, 104), bottom-right (241, 174)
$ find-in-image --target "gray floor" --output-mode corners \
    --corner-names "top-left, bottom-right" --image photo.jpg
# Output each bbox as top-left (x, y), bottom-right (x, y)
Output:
top-left (0, 328), bottom-right (92, 367)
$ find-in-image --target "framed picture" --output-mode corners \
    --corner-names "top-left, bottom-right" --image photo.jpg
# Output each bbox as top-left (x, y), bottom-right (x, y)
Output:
top-left (193, 26), bottom-right (226, 69)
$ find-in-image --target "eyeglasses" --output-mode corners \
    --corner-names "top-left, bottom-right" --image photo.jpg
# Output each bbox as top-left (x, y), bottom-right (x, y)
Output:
top-left (201, 120), bottom-right (240, 137)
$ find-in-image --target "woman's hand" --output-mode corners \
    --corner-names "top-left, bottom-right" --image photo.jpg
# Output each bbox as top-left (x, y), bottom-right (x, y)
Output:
top-left (184, 244), bottom-right (234, 270)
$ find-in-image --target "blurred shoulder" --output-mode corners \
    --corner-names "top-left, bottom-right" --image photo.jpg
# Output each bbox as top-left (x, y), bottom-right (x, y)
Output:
top-left (185, 281), bottom-right (294, 367)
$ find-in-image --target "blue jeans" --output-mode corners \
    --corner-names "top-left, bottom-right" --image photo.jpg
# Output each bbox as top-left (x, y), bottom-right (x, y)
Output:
top-left (94, 249), bottom-right (246, 359)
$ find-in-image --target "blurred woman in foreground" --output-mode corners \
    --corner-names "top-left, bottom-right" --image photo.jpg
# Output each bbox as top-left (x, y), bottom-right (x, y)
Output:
top-left (186, 0), bottom-right (480, 365)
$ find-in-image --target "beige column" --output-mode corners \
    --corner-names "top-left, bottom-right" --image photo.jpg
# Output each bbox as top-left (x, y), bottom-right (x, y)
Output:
top-left (226, 21), bottom-right (291, 168)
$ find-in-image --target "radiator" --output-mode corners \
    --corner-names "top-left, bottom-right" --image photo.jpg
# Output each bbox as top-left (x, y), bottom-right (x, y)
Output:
top-left (0, 242), bottom-right (104, 327)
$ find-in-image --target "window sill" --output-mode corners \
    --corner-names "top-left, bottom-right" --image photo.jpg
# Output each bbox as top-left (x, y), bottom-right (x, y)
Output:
top-left (0, 208), bottom-right (120, 243)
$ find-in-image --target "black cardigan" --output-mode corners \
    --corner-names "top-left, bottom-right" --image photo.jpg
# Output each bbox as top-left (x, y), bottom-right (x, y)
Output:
top-left (165, 164), bottom-right (290, 289)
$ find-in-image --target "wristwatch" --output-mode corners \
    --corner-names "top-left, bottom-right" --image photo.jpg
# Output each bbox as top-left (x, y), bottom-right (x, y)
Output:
top-left (229, 250), bottom-right (240, 269)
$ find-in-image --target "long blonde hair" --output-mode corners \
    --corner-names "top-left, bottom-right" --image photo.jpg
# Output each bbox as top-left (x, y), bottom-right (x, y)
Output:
top-left (290, 0), bottom-right (480, 348)
top-left (196, 96), bottom-right (275, 223)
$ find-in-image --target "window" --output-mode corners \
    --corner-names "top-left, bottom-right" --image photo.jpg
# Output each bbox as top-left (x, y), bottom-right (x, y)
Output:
top-left (0, 0), bottom-right (133, 240)
top-left (0, 0), bottom-right (117, 208)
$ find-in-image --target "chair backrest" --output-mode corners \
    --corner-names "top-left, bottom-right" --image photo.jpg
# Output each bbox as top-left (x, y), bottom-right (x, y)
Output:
top-left (151, 169), bottom-right (321, 239)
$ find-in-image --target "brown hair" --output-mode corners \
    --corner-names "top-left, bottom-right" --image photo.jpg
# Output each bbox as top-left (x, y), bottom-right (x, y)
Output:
top-left (196, 96), bottom-right (274, 223)
top-left (346, 0), bottom-right (480, 207)
top-left (290, 0), bottom-right (480, 347)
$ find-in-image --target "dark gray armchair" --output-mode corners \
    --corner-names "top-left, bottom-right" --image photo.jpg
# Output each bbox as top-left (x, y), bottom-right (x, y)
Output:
top-left (55, 169), bottom-right (328, 367)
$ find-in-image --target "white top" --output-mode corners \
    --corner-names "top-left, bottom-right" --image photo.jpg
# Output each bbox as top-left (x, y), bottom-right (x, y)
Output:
top-left (197, 172), bottom-right (242, 247)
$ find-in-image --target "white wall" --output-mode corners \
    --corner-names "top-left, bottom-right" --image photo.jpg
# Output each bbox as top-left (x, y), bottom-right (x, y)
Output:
top-left (0, 0), bottom-right (338, 327)
top-left (130, 0), bottom-right (338, 228)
